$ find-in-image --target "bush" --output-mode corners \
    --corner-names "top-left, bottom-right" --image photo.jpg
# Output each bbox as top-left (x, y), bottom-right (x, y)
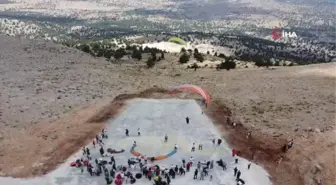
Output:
top-left (191, 63), bottom-right (199, 69)
top-left (255, 59), bottom-right (272, 67)
top-left (125, 45), bottom-right (132, 50)
top-left (114, 48), bottom-right (126, 61)
top-left (179, 53), bottom-right (190, 64)
top-left (104, 49), bottom-right (114, 59)
top-left (146, 57), bottom-right (155, 68)
top-left (131, 49), bottom-right (142, 60)
top-left (274, 61), bottom-right (280, 66)
top-left (218, 53), bottom-right (227, 59)
top-left (255, 60), bottom-right (264, 67)
top-left (80, 44), bottom-right (91, 53)
top-left (194, 52), bottom-right (204, 63)
top-left (217, 61), bottom-right (236, 70)
top-left (151, 51), bottom-right (157, 61)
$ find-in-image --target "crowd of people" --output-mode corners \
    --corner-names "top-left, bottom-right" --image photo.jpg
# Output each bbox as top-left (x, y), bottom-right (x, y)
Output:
top-left (71, 115), bottom-right (255, 185)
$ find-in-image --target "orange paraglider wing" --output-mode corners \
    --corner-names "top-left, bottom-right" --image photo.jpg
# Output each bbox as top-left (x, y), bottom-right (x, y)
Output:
top-left (169, 84), bottom-right (210, 104)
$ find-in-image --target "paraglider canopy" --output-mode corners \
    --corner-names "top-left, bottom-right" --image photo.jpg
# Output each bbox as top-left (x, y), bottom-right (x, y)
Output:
top-left (169, 84), bottom-right (210, 104)
top-left (168, 36), bottom-right (187, 45)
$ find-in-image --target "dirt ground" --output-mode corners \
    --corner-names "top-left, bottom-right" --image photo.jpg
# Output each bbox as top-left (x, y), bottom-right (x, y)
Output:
top-left (0, 35), bottom-right (335, 184)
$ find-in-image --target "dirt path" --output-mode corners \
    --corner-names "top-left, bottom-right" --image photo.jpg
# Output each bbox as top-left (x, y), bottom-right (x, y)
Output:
top-left (0, 99), bottom-right (121, 177)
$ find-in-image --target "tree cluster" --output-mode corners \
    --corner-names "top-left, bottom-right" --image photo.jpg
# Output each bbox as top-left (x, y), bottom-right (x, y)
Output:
top-left (179, 52), bottom-right (190, 64)
top-left (70, 41), bottom-right (167, 68)
top-left (216, 57), bottom-right (236, 70)
top-left (217, 35), bottom-right (334, 66)
top-left (193, 48), bottom-right (204, 62)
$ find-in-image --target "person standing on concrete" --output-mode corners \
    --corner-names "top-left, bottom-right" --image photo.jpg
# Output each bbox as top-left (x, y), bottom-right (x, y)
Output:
top-left (180, 167), bottom-right (186, 176)
top-left (200, 170), bottom-right (205, 180)
top-left (79, 161), bottom-right (84, 173)
top-left (186, 162), bottom-right (191, 172)
top-left (234, 167), bottom-right (238, 176)
top-left (236, 170), bottom-right (241, 180)
top-left (82, 147), bottom-right (86, 155)
top-left (164, 134), bottom-right (168, 142)
top-left (101, 129), bottom-right (105, 139)
top-left (86, 148), bottom-right (90, 156)
top-left (198, 144), bottom-right (203, 150)
top-left (110, 169), bottom-right (115, 178)
top-left (137, 128), bottom-right (141, 136)
top-left (98, 139), bottom-right (104, 147)
top-left (248, 162), bottom-right (252, 170)
top-left (125, 129), bottom-right (129, 136)
top-left (96, 135), bottom-right (99, 143)
top-left (190, 157), bottom-right (194, 166)
top-left (182, 159), bottom-right (186, 168)
top-left (166, 175), bottom-right (171, 185)
top-left (191, 143), bottom-right (196, 152)
top-left (197, 161), bottom-right (201, 170)
top-left (112, 163), bottom-right (116, 171)
top-left (99, 146), bottom-right (105, 157)
top-left (186, 117), bottom-right (190, 124)
top-left (223, 161), bottom-right (227, 170)
top-left (174, 165), bottom-right (179, 173)
top-left (87, 164), bottom-right (93, 176)
top-left (217, 138), bottom-right (222, 146)
top-left (235, 158), bottom-right (238, 164)
top-left (147, 170), bottom-right (152, 181)
top-left (193, 169), bottom-right (198, 179)
top-left (210, 175), bottom-right (213, 181)
top-left (210, 160), bottom-right (214, 169)
top-left (110, 156), bottom-right (115, 164)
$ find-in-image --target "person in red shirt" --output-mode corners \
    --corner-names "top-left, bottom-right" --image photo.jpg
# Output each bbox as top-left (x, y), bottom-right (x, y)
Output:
top-left (232, 148), bottom-right (237, 157)
top-left (186, 162), bottom-right (191, 172)
top-left (147, 170), bottom-right (152, 180)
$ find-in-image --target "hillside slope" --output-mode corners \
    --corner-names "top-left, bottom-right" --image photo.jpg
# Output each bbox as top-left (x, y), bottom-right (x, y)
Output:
top-left (0, 35), bottom-right (335, 185)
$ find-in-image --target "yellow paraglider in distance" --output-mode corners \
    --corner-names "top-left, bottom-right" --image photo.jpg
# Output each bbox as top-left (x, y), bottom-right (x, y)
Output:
top-left (168, 36), bottom-right (187, 45)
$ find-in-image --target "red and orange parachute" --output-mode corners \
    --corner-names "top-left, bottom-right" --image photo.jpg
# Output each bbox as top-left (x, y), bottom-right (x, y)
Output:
top-left (169, 84), bottom-right (210, 104)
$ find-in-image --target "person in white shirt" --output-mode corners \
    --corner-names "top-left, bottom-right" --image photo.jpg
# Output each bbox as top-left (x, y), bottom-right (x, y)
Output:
top-left (191, 143), bottom-right (195, 152)
top-left (190, 157), bottom-right (194, 166)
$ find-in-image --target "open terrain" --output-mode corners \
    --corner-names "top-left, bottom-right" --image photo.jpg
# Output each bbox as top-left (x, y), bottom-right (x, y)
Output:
top-left (0, 35), bottom-right (335, 185)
